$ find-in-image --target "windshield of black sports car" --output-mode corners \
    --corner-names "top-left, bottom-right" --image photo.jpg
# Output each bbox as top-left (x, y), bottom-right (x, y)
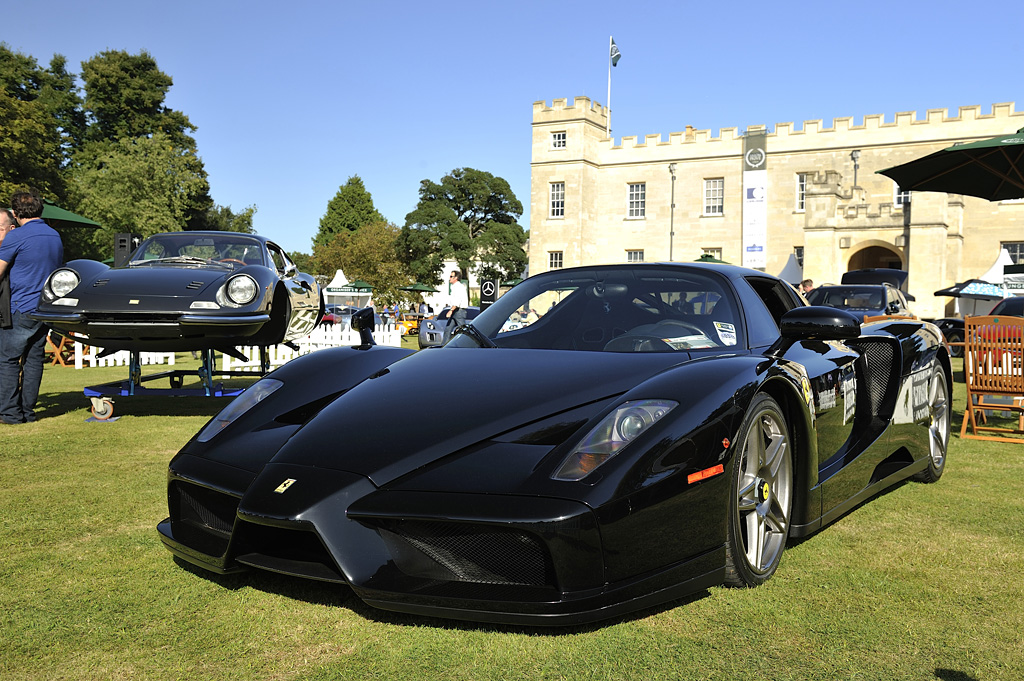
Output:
top-left (446, 267), bottom-right (743, 352)
top-left (128, 234), bottom-right (266, 269)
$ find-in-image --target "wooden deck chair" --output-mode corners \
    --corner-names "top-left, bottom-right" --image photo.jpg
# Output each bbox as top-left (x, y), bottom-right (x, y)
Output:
top-left (960, 315), bottom-right (1024, 442)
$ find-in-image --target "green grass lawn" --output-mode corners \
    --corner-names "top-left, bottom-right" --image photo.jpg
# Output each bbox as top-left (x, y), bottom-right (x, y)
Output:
top-left (1, 355), bottom-right (1022, 680)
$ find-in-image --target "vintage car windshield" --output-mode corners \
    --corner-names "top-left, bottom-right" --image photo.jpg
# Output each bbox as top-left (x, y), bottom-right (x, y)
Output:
top-left (129, 234), bottom-right (266, 268)
top-left (449, 267), bottom-right (742, 352)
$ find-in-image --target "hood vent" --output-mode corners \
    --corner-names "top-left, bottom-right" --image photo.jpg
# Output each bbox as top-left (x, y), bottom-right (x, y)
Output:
top-left (93, 279), bottom-right (110, 287)
top-left (186, 281), bottom-right (205, 290)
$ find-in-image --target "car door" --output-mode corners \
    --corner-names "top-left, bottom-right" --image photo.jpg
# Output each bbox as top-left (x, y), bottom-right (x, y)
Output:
top-left (744, 276), bottom-right (861, 514)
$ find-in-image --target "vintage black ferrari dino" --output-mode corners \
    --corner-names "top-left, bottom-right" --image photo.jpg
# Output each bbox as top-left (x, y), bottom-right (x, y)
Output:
top-left (158, 262), bottom-right (951, 626)
top-left (31, 231), bottom-right (322, 353)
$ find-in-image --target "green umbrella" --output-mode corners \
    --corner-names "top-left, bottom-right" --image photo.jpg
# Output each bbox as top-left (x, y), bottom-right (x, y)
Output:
top-left (694, 253), bottom-right (730, 264)
top-left (41, 199), bottom-right (101, 228)
top-left (399, 283), bottom-right (438, 293)
top-left (877, 127), bottom-right (1024, 201)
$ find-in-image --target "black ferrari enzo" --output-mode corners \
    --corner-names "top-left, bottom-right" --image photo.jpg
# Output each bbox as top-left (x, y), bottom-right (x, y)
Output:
top-left (158, 262), bottom-right (951, 625)
top-left (32, 231), bottom-right (322, 353)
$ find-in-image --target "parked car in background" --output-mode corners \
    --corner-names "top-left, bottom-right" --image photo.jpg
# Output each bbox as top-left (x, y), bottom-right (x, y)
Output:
top-left (990, 296), bottom-right (1024, 317)
top-left (32, 231), bottom-right (322, 353)
top-left (418, 306), bottom-right (481, 348)
top-left (807, 283), bottom-right (912, 319)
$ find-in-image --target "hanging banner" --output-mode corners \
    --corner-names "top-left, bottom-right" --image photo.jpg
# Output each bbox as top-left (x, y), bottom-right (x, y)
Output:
top-left (743, 132), bottom-right (768, 269)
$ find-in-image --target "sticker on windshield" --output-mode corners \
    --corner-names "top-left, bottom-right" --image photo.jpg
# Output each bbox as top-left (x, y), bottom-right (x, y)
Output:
top-left (661, 334), bottom-right (716, 350)
top-left (713, 321), bottom-right (737, 346)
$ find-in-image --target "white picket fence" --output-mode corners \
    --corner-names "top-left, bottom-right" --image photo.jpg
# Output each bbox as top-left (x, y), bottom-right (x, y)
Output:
top-left (67, 323), bottom-right (401, 373)
top-left (219, 323), bottom-right (402, 373)
top-left (73, 343), bottom-right (175, 369)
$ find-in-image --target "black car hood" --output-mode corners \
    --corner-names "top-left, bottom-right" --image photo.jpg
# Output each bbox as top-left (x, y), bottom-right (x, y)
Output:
top-left (78, 265), bottom-right (227, 298)
top-left (270, 348), bottom-right (688, 485)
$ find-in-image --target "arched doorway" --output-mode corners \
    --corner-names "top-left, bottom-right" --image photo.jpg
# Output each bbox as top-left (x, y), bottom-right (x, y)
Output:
top-left (847, 245), bottom-right (903, 271)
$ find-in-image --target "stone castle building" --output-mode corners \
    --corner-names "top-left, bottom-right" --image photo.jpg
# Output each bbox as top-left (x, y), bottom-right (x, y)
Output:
top-left (529, 97), bottom-right (1024, 319)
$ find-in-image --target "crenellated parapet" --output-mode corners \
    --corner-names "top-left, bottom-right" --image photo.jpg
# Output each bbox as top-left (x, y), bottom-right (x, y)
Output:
top-left (533, 98), bottom-right (1023, 151)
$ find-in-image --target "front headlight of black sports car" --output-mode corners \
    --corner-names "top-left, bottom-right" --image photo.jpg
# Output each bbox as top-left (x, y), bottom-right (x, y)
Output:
top-left (553, 399), bottom-right (677, 481)
top-left (196, 378), bottom-right (283, 442)
top-left (221, 274), bottom-right (259, 306)
top-left (43, 268), bottom-right (80, 302)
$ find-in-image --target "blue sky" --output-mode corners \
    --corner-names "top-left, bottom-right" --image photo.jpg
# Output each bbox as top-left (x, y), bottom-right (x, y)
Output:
top-left (4, 0), bottom-right (1020, 254)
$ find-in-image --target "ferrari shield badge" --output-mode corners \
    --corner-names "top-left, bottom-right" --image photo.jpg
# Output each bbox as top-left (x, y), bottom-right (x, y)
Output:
top-left (273, 478), bottom-right (297, 494)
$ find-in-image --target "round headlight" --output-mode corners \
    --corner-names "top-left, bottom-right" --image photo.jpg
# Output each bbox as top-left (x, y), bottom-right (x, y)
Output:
top-left (225, 275), bottom-right (258, 305)
top-left (49, 269), bottom-right (80, 298)
top-left (617, 409), bottom-right (649, 441)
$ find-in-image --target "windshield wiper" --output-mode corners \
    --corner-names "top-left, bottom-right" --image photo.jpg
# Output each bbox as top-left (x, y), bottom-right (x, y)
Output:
top-left (452, 323), bottom-right (496, 348)
top-left (129, 256), bottom-right (225, 267)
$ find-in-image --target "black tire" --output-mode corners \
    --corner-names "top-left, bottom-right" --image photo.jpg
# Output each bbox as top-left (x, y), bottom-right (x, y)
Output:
top-left (914, 362), bottom-right (950, 483)
top-left (724, 393), bottom-right (793, 587)
top-left (946, 331), bottom-right (964, 358)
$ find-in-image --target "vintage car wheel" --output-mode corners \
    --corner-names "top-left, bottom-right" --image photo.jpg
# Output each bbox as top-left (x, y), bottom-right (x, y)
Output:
top-left (946, 331), bottom-right (964, 358)
top-left (914, 363), bottom-right (950, 483)
top-left (725, 393), bottom-right (793, 587)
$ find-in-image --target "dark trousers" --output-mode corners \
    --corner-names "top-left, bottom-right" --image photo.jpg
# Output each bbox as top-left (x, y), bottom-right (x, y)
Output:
top-left (0, 311), bottom-right (48, 423)
top-left (441, 307), bottom-right (468, 345)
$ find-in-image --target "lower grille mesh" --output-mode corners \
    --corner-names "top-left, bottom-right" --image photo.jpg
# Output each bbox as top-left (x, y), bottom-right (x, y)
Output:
top-left (385, 521), bottom-right (552, 587)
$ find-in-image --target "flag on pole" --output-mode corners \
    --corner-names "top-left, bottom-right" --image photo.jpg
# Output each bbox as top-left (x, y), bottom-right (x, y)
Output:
top-left (610, 39), bottom-right (622, 67)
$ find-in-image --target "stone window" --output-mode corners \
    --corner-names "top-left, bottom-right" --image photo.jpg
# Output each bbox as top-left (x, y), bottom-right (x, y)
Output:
top-left (1004, 241), bottom-right (1024, 264)
top-left (626, 249), bottom-right (644, 262)
top-left (549, 251), bottom-right (563, 269)
top-left (550, 182), bottom-right (565, 218)
top-left (796, 173), bottom-right (808, 212)
top-left (894, 185), bottom-right (911, 207)
top-left (627, 183), bottom-right (646, 219)
top-left (551, 131), bottom-right (566, 149)
top-left (704, 178), bottom-right (724, 216)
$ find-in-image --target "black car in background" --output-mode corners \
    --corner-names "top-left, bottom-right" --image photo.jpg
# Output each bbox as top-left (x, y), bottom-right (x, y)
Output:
top-left (925, 297), bottom-right (1024, 358)
top-left (417, 306), bottom-right (481, 348)
top-left (32, 231), bottom-right (322, 353)
top-left (807, 268), bottom-right (914, 320)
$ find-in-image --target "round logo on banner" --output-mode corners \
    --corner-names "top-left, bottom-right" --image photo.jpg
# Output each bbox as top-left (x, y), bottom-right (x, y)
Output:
top-left (745, 148), bottom-right (766, 168)
top-left (481, 280), bottom-right (496, 297)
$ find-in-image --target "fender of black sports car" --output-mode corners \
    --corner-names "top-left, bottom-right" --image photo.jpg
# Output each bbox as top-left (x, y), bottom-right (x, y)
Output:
top-left (159, 262), bottom-right (951, 626)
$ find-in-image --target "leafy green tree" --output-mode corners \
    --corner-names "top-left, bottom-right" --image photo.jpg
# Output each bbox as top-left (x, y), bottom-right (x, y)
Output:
top-left (314, 175), bottom-right (384, 252)
top-left (288, 251), bottom-right (315, 275)
top-left (80, 50), bottom-right (196, 150)
top-left (314, 221), bottom-right (411, 305)
top-left (192, 204), bottom-right (256, 233)
top-left (402, 167), bottom-right (527, 283)
top-left (0, 47), bottom-right (83, 200)
top-left (68, 132), bottom-right (211, 257)
top-left (76, 50), bottom-right (213, 229)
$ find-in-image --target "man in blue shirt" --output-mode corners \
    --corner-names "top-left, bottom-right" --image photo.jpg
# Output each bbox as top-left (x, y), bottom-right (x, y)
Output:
top-left (0, 192), bottom-right (64, 424)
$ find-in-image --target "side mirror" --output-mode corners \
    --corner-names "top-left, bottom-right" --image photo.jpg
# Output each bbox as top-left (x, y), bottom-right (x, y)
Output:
top-left (780, 306), bottom-right (862, 341)
top-left (350, 307), bottom-right (377, 346)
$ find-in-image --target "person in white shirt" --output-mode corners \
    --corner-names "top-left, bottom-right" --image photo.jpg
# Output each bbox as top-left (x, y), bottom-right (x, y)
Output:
top-left (441, 269), bottom-right (469, 344)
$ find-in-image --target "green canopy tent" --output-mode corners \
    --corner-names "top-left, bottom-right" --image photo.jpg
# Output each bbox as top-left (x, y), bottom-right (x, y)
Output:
top-left (878, 127), bottom-right (1024, 201)
top-left (40, 199), bottom-right (101, 229)
top-left (694, 253), bottom-right (730, 264)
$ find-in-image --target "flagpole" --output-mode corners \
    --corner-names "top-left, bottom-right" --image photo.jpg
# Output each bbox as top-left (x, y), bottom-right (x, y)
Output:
top-left (606, 36), bottom-right (612, 139)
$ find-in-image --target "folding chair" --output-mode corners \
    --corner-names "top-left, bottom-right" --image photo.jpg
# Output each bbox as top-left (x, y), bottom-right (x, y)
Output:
top-left (960, 315), bottom-right (1024, 442)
